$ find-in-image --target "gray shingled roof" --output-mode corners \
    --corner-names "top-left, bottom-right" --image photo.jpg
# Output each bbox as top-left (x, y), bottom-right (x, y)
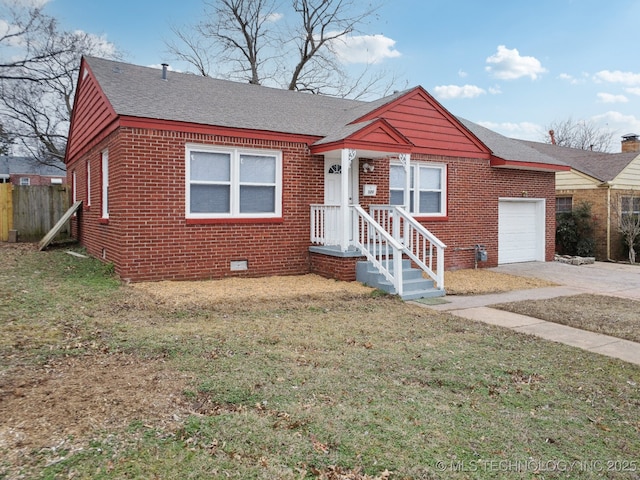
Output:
top-left (0, 156), bottom-right (66, 176)
top-left (85, 57), bottom-right (562, 168)
top-left (458, 119), bottom-right (567, 167)
top-left (519, 140), bottom-right (638, 182)
top-left (86, 56), bottom-right (399, 138)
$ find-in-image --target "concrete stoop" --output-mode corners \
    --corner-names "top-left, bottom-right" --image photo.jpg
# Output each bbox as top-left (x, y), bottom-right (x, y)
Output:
top-left (356, 259), bottom-right (445, 300)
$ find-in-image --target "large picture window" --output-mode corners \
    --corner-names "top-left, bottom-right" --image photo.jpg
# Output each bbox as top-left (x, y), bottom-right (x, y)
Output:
top-left (390, 162), bottom-right (446, 216)
top-left (186, 145), bottom-right (281, 219)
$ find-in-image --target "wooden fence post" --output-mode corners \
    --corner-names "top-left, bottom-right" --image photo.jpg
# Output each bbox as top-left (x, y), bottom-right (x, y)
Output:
top-left (0, 183), bottom-right (13, 241)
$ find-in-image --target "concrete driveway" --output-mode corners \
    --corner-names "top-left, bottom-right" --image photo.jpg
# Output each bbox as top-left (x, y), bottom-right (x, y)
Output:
top-left (491, 261), bottom-right (640, 300)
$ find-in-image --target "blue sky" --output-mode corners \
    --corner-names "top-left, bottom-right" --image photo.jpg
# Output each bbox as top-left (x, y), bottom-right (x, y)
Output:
top-left (41, 0), bottom-right (640, 150)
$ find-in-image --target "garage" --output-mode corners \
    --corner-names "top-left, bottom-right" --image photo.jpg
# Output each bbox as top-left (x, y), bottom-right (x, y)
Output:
top-left (498, 199), bottom-right (545, 264)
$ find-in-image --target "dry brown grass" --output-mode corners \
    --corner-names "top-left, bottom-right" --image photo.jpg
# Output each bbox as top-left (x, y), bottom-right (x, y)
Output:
top-left (2, 245), bottom-right (640, 479)
top-left (130, 268), bottom-right (557, 308)
top-left (493, 294), bottom-right (640, 343)
top-left (444, 268), bottom-right (557, 295)
top-left (131, 274), bottom-right (375, 309)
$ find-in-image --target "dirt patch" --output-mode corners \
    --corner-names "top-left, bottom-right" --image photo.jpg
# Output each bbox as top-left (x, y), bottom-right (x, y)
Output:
top-left (131, 273), bottom-right (375, 308)
top-left (131, 269), bottom-right (555, 307)
top-left (444, 268), bottom-right (557, 295)
top-left (0, 353), bottom-right (192, 468)
top-left (493, 294), bottom-right (640, 343)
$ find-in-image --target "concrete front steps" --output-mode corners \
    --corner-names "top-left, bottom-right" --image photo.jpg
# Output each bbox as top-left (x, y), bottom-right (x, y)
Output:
top-left (356, 259), bottom-right (445, 300)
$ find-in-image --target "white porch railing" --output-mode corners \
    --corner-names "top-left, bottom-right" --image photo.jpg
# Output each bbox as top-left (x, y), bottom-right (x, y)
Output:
top-left (352, 205), bottom-right (406, 297)
top-left (310, 204), bottom-right (342, 246)
top-left (370, 205), bottom-right (446, 291)
top-left (310, 204), bottom-right (446, 294)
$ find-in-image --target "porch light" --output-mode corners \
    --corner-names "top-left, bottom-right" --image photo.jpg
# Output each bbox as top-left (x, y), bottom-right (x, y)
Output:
top-left (362, 162), bottom-right (374, 173)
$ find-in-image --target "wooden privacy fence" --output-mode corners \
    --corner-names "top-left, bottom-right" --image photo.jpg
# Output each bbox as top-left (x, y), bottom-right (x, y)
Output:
top-left (0, 185), bottom-right (70, 242)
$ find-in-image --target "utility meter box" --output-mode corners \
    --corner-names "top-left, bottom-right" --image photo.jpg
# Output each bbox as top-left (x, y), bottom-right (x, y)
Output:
top-left (475, 244), bottom-right (488, 262)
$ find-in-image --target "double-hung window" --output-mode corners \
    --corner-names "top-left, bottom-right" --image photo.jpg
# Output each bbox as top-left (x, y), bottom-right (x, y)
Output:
top-left (186, 145), bottom-right (281, 219)
top-left (389, 162), bottom-right (446, 216)
top-left (621, 196), bottom-right (640, 216)
top-left (555, 196), bottom-right (572, 214)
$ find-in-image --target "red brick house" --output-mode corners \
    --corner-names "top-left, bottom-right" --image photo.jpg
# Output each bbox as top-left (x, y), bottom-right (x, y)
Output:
top-left (0, 156), bottom-right (66, 186)
top-left (65, 57), bottom-right (568, 297)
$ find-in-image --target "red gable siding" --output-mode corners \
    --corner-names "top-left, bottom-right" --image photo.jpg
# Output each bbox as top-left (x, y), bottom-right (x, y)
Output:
top-left (356, 88), bottom-right (490, 159)
top-left (312, 118), bottom-right (412, 154)
top-left (66, 59), bottom-right (118, 165)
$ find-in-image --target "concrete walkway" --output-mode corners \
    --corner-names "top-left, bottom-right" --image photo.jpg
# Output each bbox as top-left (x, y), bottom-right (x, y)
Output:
top-left (414, 261), bottom-right (640, 366)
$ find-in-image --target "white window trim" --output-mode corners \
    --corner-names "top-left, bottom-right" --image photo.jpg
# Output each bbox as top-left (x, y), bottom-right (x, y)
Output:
top-left (390, 161), bottom-right (447, 217)
top-left (101, 150), bottom-right (109, 219)
top-left (86, 160), bottom-right (91, 207)
top-left (19, 177), bottom-right (30, 186)
top-left (72, 170), bottom-right (77, 202)
top-left (185, 144), bottom-right (282, 219)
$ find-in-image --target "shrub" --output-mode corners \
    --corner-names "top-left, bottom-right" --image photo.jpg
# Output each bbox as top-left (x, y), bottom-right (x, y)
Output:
top-left (556, 201), bottom-right (595, 256)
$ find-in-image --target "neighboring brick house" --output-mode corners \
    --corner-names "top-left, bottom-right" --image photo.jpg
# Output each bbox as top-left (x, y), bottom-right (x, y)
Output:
top-left (64, 56), bottom-right (568, 291)
top-left (521, 138), bottom-right (640, 261)
top-left (0, 156), bottom-right (66, 186)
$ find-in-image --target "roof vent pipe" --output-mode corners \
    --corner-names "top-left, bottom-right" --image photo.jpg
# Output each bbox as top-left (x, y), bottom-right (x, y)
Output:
top-left (161, 63), bottom-right (169, 81)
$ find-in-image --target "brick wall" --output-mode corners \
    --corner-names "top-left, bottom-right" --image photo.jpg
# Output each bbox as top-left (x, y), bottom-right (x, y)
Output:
top-left (357, 154), bottom-right (556, 270)
top-left (10, 174), bottom-right (65, 186)
top-left (69, 127), bottom-right (324, 282)
top-left (557, 188), bottom-right (634, 261)
top-left (557, 188), bottom-right (608, 260)
top-left (309, 252), bottom-right (364, 281)
top-left (68, 126), bottom-right (557, 281)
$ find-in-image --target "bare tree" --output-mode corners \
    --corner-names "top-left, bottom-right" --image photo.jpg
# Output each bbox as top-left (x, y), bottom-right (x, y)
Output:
top-left (0, 1), bottom-right (72, 83)
top-left (613, 191), bottom-right (640, 264)
top-left (0, 122), bottom-right (12, 155)
top-left (544, 118), bottom-right (615, 152)
top-left (286, 0), bottom-right (375, 91)
top-left (0, 2), bottom-right (120, 165)
top-left (167, 0), bottom-right (396, 98)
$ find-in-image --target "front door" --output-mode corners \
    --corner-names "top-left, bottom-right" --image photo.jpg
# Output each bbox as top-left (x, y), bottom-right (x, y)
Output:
top-left (324, 158), bottom-right (358, 245)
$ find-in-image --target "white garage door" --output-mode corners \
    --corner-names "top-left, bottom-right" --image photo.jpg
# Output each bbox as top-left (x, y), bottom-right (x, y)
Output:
top-left (498, 199), bottom-right (545, 264)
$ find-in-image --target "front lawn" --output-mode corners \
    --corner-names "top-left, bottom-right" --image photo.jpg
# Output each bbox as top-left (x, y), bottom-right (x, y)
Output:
top-left (1, 244), bottom-right (639, 479)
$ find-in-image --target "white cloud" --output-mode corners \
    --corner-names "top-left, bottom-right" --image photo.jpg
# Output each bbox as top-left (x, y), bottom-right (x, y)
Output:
top-left (485, 45), bottom-right (547, 80)
top-left (4, 0), bottom-right (50, 7)
top-left (433, 84), bottom-right (486, 100)
top-left (0, 19), bottom-right (22, 46)
top-left (478, 120), bottom-right (543, 141)
top-left (76, 31), bottom-right (118, 58)
top-left (488, 85), bottom-right (502, 95)
top-left (330, 34), bottom-right (401, 64)
top-left (264, 12), bottom-right (283, 22)
top-left (458, 69), bottom-right (468, 78)
top-left (591, 111), bottom-right (640, 136)
top-left (597, 92), bottom-right (628, 104)
top-left (626, 87), bottom-right (640, 96)
top-left (558, 73), bottom-right (586, 85)
top-left (594, 70), bottom-right (640, 86)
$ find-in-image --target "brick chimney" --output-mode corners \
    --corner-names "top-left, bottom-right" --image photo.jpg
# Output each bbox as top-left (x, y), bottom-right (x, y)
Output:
top-left (621, 133), bottom-right (640, 153)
